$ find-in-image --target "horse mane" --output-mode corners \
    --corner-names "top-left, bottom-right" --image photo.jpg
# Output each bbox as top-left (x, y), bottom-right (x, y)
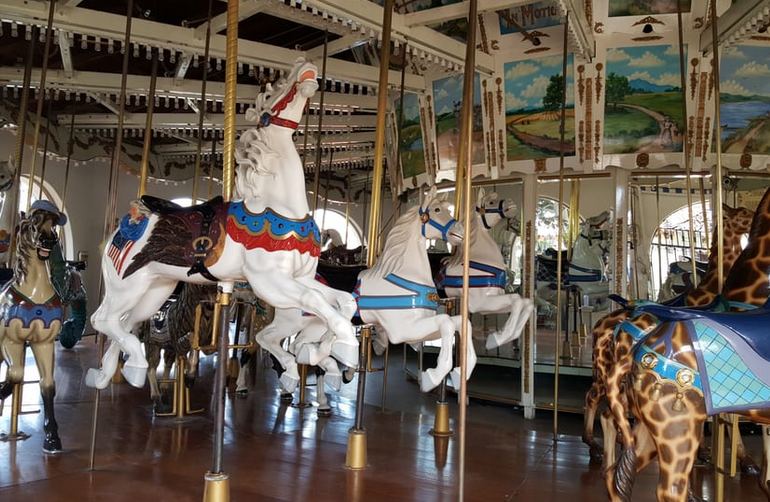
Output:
top-left (361, 205), bottom-right (422, 279)
top-left (234, 127), bottom-right (279, 199)
top-left (13, 217), bottom-right (34, 284)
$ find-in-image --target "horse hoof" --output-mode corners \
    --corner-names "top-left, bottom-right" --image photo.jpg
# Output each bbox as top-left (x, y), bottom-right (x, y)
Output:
top-left (420, 369), bottom-right (442, 392)
top-left (43, 435), bottom-right (62, 454)
top-left (85, 368), bottom-right (111, 390)
top-left (317, 407), bottom-right (332, 418)
top-left (324, 374), bottom-right (342, 391)
top-left (342, 368), bottom-right (355, 385)
top-left (588, 446), bottom-right (603, 465)
top-left (331, 340), bottom-right (358, 368)
top-left (279, 392), bottom-right (294, 403)
top-left (235, 387), bottom-right (249, 397)
top-left (279, 373), bottom-right (299, 394)
top-left (741, 460), bottom-right (761, 477)
top-left (121, 365), bottom-right (147, 388)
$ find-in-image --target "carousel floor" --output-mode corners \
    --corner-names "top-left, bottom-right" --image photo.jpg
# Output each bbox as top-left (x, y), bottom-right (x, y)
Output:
top-left (0, 337), bottom-right (767, 501)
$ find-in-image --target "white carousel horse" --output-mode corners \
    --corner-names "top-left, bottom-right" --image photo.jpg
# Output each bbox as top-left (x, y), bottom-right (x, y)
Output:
top-left (0, 156), bottom-right (18, 268)
top-left (440, 188), bottom-right (534, 350)
top-left (0, 201), bottom-right (67, 453)
top-left (86, 58), bottom-right (358, 390)
top-left (656, 259), bottom-right (708, 302)
top-left (289, 186), bottom-right (473, 393)
top-left (535, 210), bottom-right (611, 309)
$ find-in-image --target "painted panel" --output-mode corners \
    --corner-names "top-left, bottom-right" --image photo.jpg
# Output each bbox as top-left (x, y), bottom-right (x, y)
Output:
top-left (498, 1), bottom-right (561, 34)
top-left (432, 73), bottom-right (485, 171)
top-left (395, 93), bottom-right (428, 180)
top-left (720, 45), bottom-right (770, 155)
top-left (603, 45), bottom-right (684, 155)
top-left (503, 54), bottom-right (575, 161)
top-left (608, 0), bottom-right (691, 17)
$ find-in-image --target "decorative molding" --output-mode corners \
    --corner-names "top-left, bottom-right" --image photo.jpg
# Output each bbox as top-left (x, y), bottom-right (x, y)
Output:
top-left (689, 58), bottom-right (698, 100)
top-left (631, 35), bottom-right (663, 41)
top-left (498, 129), bottom-right (505, 170)
top-left (594, 119), bottom-right (601, 163)
top-left (636, 152), bottom-right (649, 168)
top-left (708, 59), bottom-right (715, 102)
top-left (534, 158), bottom-right (546, 173)
top-left (702, 116), bottom-right (711, 161)
top-left (633, 16), bottom-right (665, 26)
top-left (740, 153), bottom-right (753, 168)
top-left (524, 47), bottom-right (551, 55)
top-left (687, 115), bottom-right (695, 157)
top-left (585, 79), bottom-right (593, 164)
top-left (577, 64), bottom-right (585, 106)
top-left (693, 17), bottom-right (704, 29)
top-left (578, 119), bottom-right (585, 163)
top-left (594, 22), bottom-right (604, 33)
top-left (478, 13), bottom-right (490, 54)
top-left (595, 63), bottom-right (603, 104)
top-left (496, 77), bottom-right (503, 115)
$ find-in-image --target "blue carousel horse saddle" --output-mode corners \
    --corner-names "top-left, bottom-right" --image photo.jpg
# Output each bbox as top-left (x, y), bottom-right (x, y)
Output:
top-left (634, 298), bottom-right (770, 414)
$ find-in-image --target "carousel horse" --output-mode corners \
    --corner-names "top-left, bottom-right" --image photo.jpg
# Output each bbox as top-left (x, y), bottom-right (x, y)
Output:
top-left (535, 210), bottom-right (611, 310)
top-left (440, 188), bottom-right (533, 350)
top-left (293, 186), bottom-right (472, 392)
top-left (0, 156), bottom-right (18, 269)
top-left (85, 58), bottom-right (359, 390)
top-left (606, 188), bottom-right (770, 501)
top-left (582, 204), bottom-right (754, 466)
top-left (0, 201), bottom-right (67, 453)
top-left (656, 259), bottom-right (708, 303)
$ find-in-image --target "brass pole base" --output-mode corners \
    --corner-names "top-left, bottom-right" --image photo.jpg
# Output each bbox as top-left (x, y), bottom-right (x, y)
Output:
top-left (429, 401), bottom-right (453, 437)
top-left (344, 428), bottom-right (367, 470)
top-left (290, 401), bottom-right (313, 409)
top-left (0, 431), bottom-right (31, 442)
top-left (203, 472), bottom-right (230, 502)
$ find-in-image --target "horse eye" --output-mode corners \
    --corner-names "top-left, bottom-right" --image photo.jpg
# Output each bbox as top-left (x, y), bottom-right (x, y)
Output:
top-left (434, 208), bottom-right (440, 213)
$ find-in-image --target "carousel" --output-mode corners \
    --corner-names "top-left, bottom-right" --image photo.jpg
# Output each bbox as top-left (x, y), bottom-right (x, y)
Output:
top-left (1, 0), bottom-right (770, 500)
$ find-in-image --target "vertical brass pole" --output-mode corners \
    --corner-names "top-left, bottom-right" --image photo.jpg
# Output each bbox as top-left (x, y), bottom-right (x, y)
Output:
top-left (25, 0), bottom-right (57, 213)
top-left (709, 0), bottom-right (725, 499)
top-left (312, 31), bottom-right (329, 214)
top-left (396, 42), bottom-right (408, 174)
top-left (344, 171), bottom-right (351, 246)
top-left (676, 0), bottom-right (698, 287)
top-left (62, 113), bottom-right (75, 206)
top-left (208, 133), bottom-right (217, 200)
top-left (457, 1), bottom-right (478, 499)
top-left (13, 25), bottom-right (36, 205)
top-left (137, 50), bottom-right (159, 198)
top-left (365, 1), bottom-right (393, 268)
top-left (699, 177), bottom-right (710, 250)
top-left (203, 1), bottom-right (238, 500)
top-left (37, 102), bottom-right (52, 200)
top-left (90, 0), bottom-right (133, 472)
top-left (553, 12), bottom-right (569, 442)
top-left (192, 0), bottom-right (214, 202)
top-left (655, 177), bottom-right (663, 297)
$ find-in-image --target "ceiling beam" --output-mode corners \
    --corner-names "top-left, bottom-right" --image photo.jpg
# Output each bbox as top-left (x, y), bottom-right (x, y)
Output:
top-left (307, 33), bottom-right (371, 59)
top-left (58, 0), bottom-right (85, 8)
top-left (262, 0), bottom-right (351, 37)
top-left (154, 131), bottom-right (374, 154)
top-left (700, 0), bottom-right (769, 52)
top-left (300, 0), bottom-right (495, 73)
top-left (86, 92), bottom-right (121, 115)
top-left (195, 0), bottom-right (267, 38)
top-left (0, 67), bottom-right (380, 111)
top-left (58, 30), bottom-right (74, 77)
top-left (403, 0), bottom-right (528, 26)
top-left (0, 0), bottom-right (426, 90)
top-left (174, 53), bottom-right (192, 83)
top-left (59, 112), bottom-right (376, 130)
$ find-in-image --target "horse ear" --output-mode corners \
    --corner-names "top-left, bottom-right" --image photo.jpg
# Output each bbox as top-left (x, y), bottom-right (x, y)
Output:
top-left (427, 185), bottom-right (437, 200)
top-left (245, 108), bottom-right (259, 122)
top-left (477, 187), bottom-right (486, 201)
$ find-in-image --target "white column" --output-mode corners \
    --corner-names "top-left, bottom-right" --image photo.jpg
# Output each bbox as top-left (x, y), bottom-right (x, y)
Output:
top-left (521, 173), bottom-right (537, 419)
top-left (611, 167), bottom-right (630, 298)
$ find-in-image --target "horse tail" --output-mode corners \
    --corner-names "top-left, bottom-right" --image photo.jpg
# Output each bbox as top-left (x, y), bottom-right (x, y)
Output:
top-left (59, 298), bottom-right (87, 349)
top-left (610, 445), bottom-right (637, 502)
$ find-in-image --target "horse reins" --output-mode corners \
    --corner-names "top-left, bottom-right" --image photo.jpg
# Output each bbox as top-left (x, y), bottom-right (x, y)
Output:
top-left (419, 207), bottom-right (457, 241)
top-left (477, 200), bottom-right (506, 230)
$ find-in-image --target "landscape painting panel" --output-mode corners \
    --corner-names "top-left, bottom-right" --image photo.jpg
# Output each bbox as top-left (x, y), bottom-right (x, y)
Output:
top-left (720, 45), bottom-right (770, 155)
top-left (504, 54), bottom-right (575, 161)
top-left (396, 93), bottom-right (427, 180)
top-left (603, 45), bottom-right (684, 155)
top-left (609, 0), bottom-right (691, 17)
top-left (432, 74), bottom-right (485, 171)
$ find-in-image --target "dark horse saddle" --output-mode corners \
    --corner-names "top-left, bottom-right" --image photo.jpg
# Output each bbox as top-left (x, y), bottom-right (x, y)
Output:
top-left (123, 196), bottom-right (228, 282)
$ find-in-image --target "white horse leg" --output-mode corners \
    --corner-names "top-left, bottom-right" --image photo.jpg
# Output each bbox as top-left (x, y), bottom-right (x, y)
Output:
top-left (315, 371), bottom-right (331, 416)
top-left (468, 294), bottom-right (533, 349)
top-left (317, 355), bottom-right (342, 391)
top-left (388, 314), bottom-right (457, 392)
top-left (293, 318), bottom-right (333, 367)
top-left (449, 315), bottom-right (477, 389)
top-left (245, 270), bottom-right (356, 367)
top-left (254, 309), bottom-right (305, 393)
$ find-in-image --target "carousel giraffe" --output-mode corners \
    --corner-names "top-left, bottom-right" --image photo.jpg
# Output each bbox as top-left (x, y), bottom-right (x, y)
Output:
top-left (607, 186), bottom-right (770, 501)
top-left (582, 204), bottom-right (753, 465)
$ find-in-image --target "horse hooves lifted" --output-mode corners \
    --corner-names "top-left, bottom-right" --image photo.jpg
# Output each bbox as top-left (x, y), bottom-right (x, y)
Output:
top-left (121, 364), bottom-right (147, 388)
top-left (84, 368), bottom-right (112, 390)
top-left (317, 407), bottom-right (332, 418)
top-left (588, 444), bottom-right (603, 465)
top-left (279, 392), bottom-right (294, 403)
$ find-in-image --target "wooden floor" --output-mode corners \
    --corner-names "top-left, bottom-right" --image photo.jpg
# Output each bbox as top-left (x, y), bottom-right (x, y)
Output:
top-left (0, 338), bottom-right (767, 501)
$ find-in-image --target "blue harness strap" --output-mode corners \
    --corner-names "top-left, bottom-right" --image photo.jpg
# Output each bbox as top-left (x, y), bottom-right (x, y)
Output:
top-left (441, 261), bottom-right (507, 289)
top-left (567, 263), bottom-right (603, 282)
top-left (354, 274), bottom-right (440, 312)
top-left (635, 344), bottom-right (702, 390)
top-left (418, 207), bottom-right (456, 241)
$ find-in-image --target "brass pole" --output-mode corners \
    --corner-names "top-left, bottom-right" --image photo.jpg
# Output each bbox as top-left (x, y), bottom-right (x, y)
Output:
top-left (365, 0), bottom-right (394, 268)
top-left (90, 0), bottom-right (133, 473)
top-left (396, 42), bottom-right (408, 177)
top-left (204, 1), bottom-right (238, 500)
top-left (344, 171), bottom-right (351, 246)
top-left (137, 50), bottom-right (159, 198)
top-left (62, 113), bottom-right (75, 206)
top-left (208, 133), bottom-right (217, 200)
top-left (457, 1), bottom-right (478, 498)
top-left (655, 177), bottom-right (663, 297)
top-left (25, 0), bottom-right (57, 213)
top-left (301, 102), bottom-right (311, 168)
top-left (12, 25), bottom-right (36, 208)
top-left (676, 0), bottom-right (698, 288)
top-left (630, 187), bottom-right (641, 298)
top-left (312, 31), bottom-right (329, 214)
top-left (553, 12), bottom-right (569, 442)
top-left (699, 177), bottom-right (710, 250)
top-left (709, 0), bottom-right (725, 499)
top-left (192, 0), bottom-right (214, 202)
top-left (37, 102), bottom-right (52, 200)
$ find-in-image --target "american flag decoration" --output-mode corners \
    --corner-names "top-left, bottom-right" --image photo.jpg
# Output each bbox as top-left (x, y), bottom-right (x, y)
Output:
top-left (107, 230), bottom-right (136, 275)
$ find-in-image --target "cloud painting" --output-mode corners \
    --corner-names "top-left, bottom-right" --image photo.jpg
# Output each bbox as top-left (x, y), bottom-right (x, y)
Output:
top-left (720, 45), bottom-right (770, 154)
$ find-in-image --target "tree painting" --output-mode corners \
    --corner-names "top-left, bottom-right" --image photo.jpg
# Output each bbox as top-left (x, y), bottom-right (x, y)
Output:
top-left (605, 73), bottom-right (631, 110)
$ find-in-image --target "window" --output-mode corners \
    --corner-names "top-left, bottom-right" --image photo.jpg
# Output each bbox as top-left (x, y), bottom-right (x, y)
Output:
top-left (313, 208), bottom-right (362, 250)
top-left (535, 197), bottom-right (581, 254)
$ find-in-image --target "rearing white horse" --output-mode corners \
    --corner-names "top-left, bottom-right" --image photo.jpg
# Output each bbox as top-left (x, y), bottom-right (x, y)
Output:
top-left (440, 188), bottom-right (534, 349)
top-left (86, 58), bottom-right (358, 389)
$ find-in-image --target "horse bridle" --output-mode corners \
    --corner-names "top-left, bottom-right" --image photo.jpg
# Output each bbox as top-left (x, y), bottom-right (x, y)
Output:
top-left (257, 82), bottom-right (301, 130)
top-left (477, 200), bottom-right (506, 229)
top-left (581, 227), bottom-right (609, 253)
top-left (419, 207), bottom-right (457, 241)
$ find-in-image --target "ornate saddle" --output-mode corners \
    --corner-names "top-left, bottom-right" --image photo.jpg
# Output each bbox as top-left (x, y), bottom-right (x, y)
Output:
top-left (124, 196), bottom-right (228, 282)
